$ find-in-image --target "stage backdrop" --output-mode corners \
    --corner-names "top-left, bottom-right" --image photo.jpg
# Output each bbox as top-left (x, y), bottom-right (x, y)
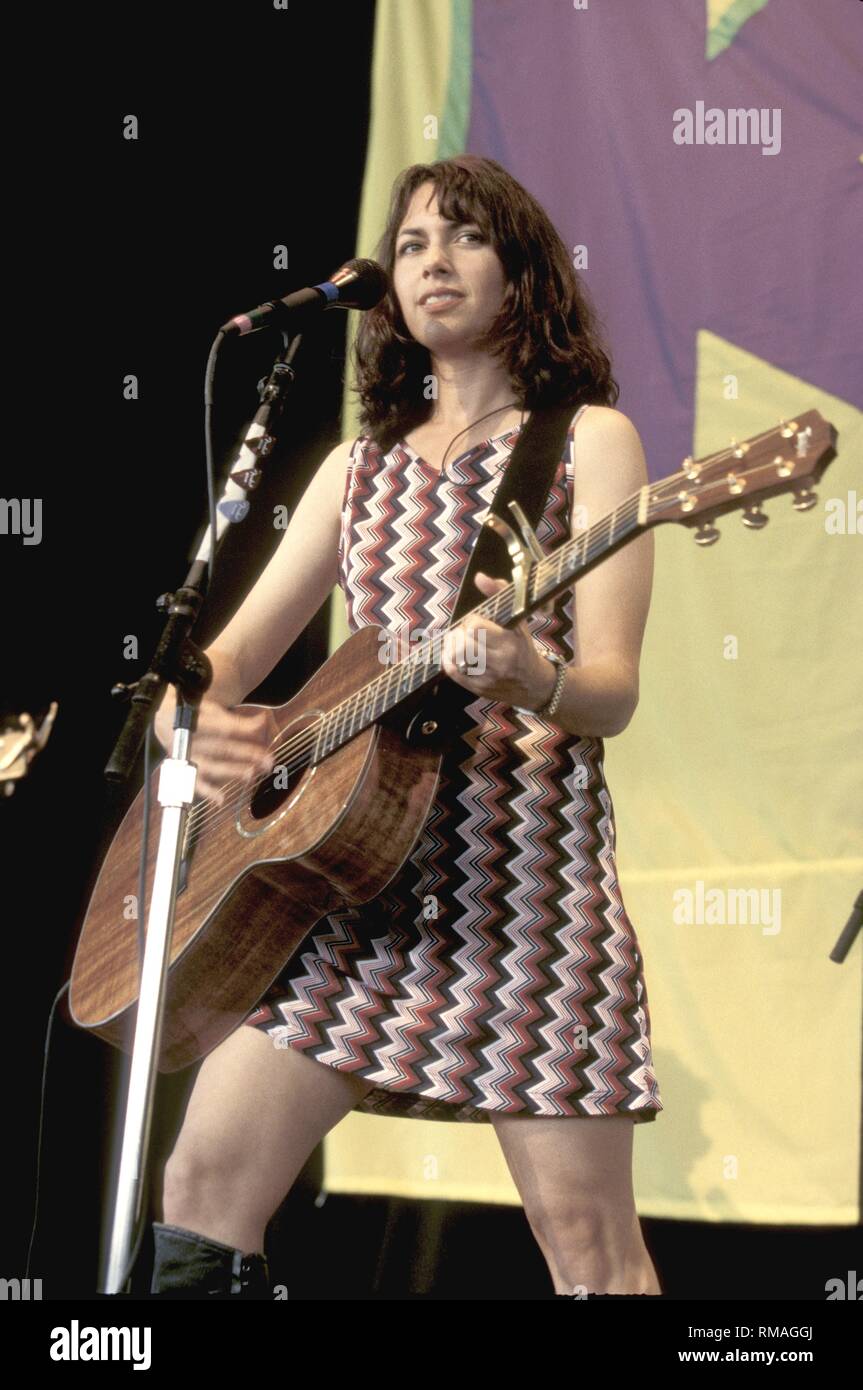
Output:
top-left (323, 0), bottom-right (862, 1223)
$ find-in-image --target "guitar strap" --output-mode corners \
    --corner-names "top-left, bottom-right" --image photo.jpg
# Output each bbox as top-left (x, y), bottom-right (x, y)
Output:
top-left (452, 399), bottom-right (579, 621)
top-left (407, 399), bottom-right (579, 742)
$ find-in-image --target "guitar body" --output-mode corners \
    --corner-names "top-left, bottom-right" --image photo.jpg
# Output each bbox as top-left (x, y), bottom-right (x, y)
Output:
top-left (69, 625), bottom-right (443, 1072)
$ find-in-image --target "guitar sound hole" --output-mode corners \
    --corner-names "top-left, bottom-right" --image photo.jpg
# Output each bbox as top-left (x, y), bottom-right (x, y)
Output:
top-left (248, 769), bottom-right (292, 822)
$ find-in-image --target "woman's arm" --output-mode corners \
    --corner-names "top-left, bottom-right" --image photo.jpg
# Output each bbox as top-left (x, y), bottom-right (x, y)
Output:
top-left (154, 437), bottom-right (352, 740)
top-left (201, 437), bottom-right (353, 701)
top-left (535, 406), bottom-right (654, 738)
top-left (443, 405), bottom-right (654, 735)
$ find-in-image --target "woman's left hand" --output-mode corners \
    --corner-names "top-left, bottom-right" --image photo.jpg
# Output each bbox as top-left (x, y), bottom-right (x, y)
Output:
top-left (441, 571), bottom-right (557, 710)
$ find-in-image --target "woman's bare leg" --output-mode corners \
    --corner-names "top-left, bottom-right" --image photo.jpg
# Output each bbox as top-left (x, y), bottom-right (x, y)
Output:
top-left (490, 1111), bottom-right (661, 1295)
top-left (156, 1024), bottom-right (377, 1253)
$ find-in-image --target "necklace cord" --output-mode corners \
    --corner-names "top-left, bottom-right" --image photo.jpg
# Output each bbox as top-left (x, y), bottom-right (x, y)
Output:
top-left (439, 399), bottom-right (523, 472)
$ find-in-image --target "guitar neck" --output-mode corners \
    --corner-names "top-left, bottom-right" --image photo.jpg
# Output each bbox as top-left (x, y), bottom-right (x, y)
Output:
top-left (312, 406), bottom-right (835, 763)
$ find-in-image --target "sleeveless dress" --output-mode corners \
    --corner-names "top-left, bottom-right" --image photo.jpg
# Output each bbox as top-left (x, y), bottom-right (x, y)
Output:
top-left (244, 405), bottom-right (663, 1126)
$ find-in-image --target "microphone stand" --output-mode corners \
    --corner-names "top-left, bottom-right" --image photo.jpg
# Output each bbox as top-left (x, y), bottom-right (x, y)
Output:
top-left (100, 329), bottom-right (301, 1296)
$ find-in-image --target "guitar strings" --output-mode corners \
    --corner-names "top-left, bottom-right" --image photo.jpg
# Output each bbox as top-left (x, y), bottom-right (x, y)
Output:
top-left (180, 487), bottom-right (642, 840)
top-left (182, 485), bottom-right (647, 839)
top-left (178, 422), bottom-right (813, 841)
top-left (178, 501), bottom-right (638, 843)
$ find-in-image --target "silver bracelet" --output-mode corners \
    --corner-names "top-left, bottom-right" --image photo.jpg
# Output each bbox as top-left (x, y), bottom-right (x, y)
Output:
top-left (534, 650), bottom-right (568, 719)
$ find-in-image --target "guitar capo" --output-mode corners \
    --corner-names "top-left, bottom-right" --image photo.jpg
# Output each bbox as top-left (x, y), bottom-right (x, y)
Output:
top-left (479, 500), bottom-right (555, 619)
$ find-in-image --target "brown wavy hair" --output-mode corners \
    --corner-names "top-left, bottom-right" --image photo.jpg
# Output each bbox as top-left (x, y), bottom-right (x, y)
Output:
top-left (351, 155), bottom-right (618, 454)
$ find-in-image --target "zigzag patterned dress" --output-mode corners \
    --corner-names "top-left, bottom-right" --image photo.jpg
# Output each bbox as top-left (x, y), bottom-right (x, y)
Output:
top-left (244, 404), bottom-right (663, 1125)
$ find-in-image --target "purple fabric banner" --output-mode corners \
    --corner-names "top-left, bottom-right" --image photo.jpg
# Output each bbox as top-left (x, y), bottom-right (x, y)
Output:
top-left (467, 0), bottom-right (862, 478)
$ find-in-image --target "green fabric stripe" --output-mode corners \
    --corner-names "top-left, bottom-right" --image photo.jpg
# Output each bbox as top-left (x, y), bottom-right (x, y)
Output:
top-left (707, 0), bottom-right (770, 61)
top-left (439, 0), bottom-right (473, 156)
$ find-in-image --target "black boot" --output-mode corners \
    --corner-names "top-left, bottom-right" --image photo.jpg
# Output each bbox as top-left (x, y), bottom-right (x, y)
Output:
top-left (150, 1221), bottom-right (271, 1299)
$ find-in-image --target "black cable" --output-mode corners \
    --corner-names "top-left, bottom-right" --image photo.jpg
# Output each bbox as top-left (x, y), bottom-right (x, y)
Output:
top-left (24, 980), bottom-right (69, 1281)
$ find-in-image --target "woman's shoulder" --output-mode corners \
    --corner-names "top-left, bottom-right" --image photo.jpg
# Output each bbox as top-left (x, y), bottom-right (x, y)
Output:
top-left (569, 405), bottom-right (648, 492)
top-left (573, 403), bottom-right (641, 440)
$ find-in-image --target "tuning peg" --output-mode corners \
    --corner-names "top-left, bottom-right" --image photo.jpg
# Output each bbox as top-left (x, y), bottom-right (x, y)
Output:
top-left (791, 486), bottom-right (817, 511)
top-left (741, 504), bottom-right (769, 529)
top-left (693, 522), bottom-right (720, 546)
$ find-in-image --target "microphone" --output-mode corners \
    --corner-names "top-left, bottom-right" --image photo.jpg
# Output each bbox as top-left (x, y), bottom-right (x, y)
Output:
top-left (221, 257), bottom-right (389, 336)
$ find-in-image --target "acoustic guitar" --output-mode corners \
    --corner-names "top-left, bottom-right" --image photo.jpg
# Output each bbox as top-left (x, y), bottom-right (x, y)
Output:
top-left (69, 410), bottom-right (837, 1071)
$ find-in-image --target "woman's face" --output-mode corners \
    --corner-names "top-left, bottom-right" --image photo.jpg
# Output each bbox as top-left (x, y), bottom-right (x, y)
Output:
top-left (392, 182), bottom-right (508, 357)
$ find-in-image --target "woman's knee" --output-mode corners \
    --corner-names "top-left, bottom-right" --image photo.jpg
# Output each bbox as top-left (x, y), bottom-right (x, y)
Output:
top-left (527, 1194), bottom-right (640, 1265)
top-left (157, 1141), bottom-right (279, 1254)
top-left (161, 1136), bottom-right (259, 1221)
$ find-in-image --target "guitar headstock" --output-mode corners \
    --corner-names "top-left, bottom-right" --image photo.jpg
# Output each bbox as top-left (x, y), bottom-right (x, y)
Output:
top-left (648, 409), bottom-right (838, 544)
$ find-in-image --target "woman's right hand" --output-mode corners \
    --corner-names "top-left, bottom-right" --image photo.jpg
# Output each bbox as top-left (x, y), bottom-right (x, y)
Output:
top-left (153, 692), bottom-right (277, 804)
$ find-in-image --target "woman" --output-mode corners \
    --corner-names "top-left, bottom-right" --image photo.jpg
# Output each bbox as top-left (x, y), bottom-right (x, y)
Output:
top-left (151, 154), bottom-right (663, 1300)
